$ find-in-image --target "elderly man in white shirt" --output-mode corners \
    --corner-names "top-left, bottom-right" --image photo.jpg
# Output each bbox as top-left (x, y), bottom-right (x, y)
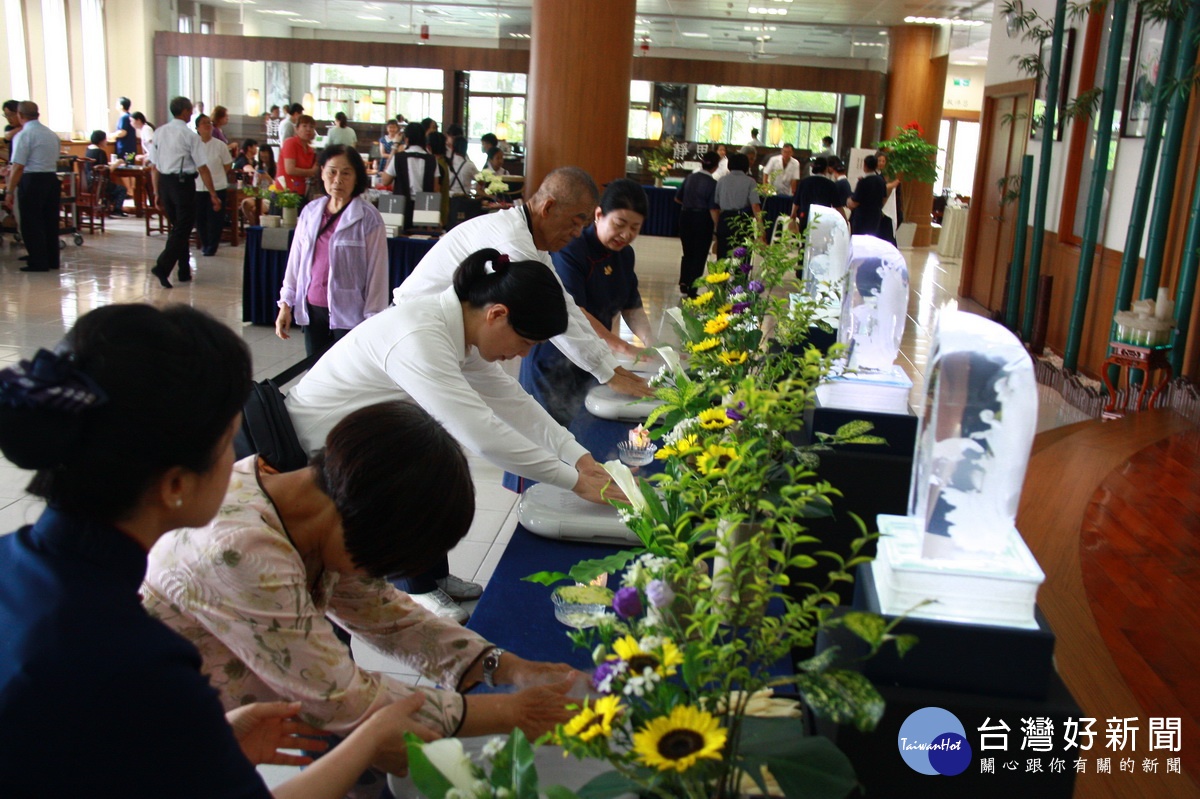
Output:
top-left (395, 166), bottom-right (652, 399)
top-left (761, 143), bottom-right (801, 198)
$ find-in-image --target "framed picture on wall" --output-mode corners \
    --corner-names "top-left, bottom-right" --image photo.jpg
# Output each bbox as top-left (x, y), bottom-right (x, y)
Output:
top-left (1032, 28), bottom-right (1076, 142)
top-left (1121, 7), bottom-right (1166, 138)
top-left (265, 62), bottom-right (290, 112)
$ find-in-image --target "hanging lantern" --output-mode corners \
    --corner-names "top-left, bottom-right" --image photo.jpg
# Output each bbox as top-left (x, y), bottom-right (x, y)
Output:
top-left (768, 116), bottom-right (784, 146)
top-left (420, 24), bottom-right (430, 41)
top-left (496, 121), bottom-right (510, 140)
top-left (357, 94), bottom-right (373, 122)
top-left (302, 92), bottom-right (315, 113)
top-left (640, 37), bottom-right (650, 56)
top-left (245, 88), bottom-right (261, 117)
top-left (707, 113), bottom-right (724, 143)
top-left (647, 111), bottom-right (663, 141)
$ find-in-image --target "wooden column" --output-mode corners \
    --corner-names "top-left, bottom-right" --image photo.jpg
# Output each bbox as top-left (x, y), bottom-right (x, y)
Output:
top-left (525, 0), bottom-right (635, 192)
top-left (883, 25), bottom-right (947, 248)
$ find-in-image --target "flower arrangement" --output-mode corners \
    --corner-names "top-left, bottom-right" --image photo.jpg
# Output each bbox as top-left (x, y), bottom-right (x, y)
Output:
top-left (479, 169), bottom-right (509, 197)
top-left (257, 183), bottom-right (302, 209)
top-left (643, 137), bottom-right (675, 182)
top-left (409, 226), bottom-right (908, 799)
top-left (873, 122), bottom-right (939, 187)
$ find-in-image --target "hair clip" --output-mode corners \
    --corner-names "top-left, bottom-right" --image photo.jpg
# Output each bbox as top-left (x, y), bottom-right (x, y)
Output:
top-left (494, 253), bottom-right (510, 270)
top-left (0, 349), bottom-right (108, 414)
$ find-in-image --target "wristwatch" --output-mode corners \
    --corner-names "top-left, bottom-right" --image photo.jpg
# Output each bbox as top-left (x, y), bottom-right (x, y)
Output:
top-left (482, 647), bottom-right (505, 688)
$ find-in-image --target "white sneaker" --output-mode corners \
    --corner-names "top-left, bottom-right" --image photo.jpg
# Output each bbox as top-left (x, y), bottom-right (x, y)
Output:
top-left (436, 574), bottom-right (483, 601)
top-left (410, 588), bottom-right (469, 624)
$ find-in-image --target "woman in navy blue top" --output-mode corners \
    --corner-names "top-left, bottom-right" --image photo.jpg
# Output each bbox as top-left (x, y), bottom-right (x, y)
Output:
top-left (0, 304), bottom-right (435, 798)
top-left (520, 179), bottom-right (654, 426)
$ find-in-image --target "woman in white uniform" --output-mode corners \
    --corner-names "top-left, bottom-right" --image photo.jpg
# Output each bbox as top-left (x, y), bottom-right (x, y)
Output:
top-left (286, 248), bottom-right (615, 621)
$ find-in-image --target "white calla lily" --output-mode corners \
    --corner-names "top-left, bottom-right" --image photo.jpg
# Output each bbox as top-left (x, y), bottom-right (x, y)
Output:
top-left (665, 307), bottom-right (687, 338)
top-left (602, 460), bottom-right (649, 514)
top-left (655, 345), bottom-right (683, 378)
top-left (420, 737), bottom-right (478, 792)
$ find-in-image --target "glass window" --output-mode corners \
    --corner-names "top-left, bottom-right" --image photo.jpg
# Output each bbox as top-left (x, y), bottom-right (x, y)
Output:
top-left (81, 0), bottom-right (108, 133)
top-left (630, 80), bottom-right (652, 104)
top-left (41, 0), bottom-right (72, 131)
top-left (766, 90), bottom-right (838, 113)
top-left (466, 72), bottom-right (527, 145)
top-left (312, 65), bottom-right (442, 124)
top-left (5, 0), bottom-right (29, 99)
top-left (470, 71), bottom-right (527, 93)
top-left (696, 85), bottom-right (766, 104)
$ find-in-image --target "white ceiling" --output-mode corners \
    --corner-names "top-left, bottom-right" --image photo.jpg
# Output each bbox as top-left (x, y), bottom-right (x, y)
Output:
top-left (213, 0), bottom-right (994, 63)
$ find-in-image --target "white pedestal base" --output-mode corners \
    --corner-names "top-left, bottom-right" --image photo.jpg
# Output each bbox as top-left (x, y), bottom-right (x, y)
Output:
top-left (816, 365), bottom-right (913, 414)
top-left (518, 483), bottom-right (639, 545)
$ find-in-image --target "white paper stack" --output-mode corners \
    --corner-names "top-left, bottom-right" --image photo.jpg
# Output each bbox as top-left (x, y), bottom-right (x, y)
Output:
top-left (816, 365), bottom-right (913, 414)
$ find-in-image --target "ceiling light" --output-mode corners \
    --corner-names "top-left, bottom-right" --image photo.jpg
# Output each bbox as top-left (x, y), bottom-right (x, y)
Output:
top-left (258, 9), bottom-right (299, 15)
top-left (744, 25), bottom-right (776, 31)
top-left (905, 15), bottom-right (985, 26)
top-left (853, 41), bottom-right (884, 46)
top-left (479, 11), bottom-right (511, 18)
top-left (292, 18), bottom-right (319, 24)
top-left (508, 32), bottom-right (530, 38)
top-left (223, 0), bottom-right (255, 5)
top-left (357, 14), bottom-right (384, 20)
top-left (682, 32), bottom-right (709, 37)
top-left (748, 7), bottom-right (786, 15)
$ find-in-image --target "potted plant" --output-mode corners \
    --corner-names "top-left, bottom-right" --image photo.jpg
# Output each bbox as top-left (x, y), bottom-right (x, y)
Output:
top-left (873, 122), bottom-right (940, 247)
top-left (643, 137), bottom-right (675, 188)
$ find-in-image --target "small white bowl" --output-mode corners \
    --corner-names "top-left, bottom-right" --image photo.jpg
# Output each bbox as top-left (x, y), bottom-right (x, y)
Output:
top-left (617, 441), bottom-right (657, 467)
top-left (260, 215), bottom-right (280, 228)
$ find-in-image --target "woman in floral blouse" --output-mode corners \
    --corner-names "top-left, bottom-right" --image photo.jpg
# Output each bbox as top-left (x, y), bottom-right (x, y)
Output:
top-left (143, 401), bottom-right (577, 759)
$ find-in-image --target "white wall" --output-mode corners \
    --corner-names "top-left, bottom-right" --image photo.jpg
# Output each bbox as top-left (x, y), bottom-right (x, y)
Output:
top-left (944, 65), bottom-right (985, 113)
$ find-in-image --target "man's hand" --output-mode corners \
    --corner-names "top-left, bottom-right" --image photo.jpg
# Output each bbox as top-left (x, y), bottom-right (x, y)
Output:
top-left (573, 453), bottom-right (624, 505)
top-left (226, 701), bottom-right (329, 766)
top-left (606, 366), bottom-right (654, 399)
top-left (210, 192), bottom-right (222, 212)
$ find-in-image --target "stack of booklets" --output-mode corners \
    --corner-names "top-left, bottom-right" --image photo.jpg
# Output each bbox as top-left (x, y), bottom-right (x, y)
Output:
top-left (815, 364), bottom-right (913, 414)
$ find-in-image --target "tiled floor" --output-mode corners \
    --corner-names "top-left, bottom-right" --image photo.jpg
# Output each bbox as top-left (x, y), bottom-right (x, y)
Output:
top-left (0, 214), bottom-right (1090, 788)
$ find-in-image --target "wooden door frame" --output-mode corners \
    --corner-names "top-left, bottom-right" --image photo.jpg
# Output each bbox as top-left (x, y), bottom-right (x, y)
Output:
top-left (961, 78), bottom-right (1036, 302)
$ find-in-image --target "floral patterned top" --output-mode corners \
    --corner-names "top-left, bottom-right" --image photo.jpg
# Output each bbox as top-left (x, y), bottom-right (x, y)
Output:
top-left (141, 456), bottom-right (492, 736)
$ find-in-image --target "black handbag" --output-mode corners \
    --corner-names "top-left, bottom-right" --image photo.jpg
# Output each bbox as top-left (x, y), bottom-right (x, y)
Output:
top-left (233, 378), bottom-right (309, 472)
top-left (447, 196), bottom-right (484, 230)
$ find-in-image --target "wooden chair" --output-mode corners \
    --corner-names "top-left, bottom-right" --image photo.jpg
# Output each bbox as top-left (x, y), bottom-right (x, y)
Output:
top-left (76, 162), bottom-right (109, 235)
top-left (143, 177), bottom-right (170, 236)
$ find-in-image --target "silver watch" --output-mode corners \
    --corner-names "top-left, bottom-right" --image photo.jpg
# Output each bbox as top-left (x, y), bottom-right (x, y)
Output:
top-left (482, 647), bottom-right (505, 688)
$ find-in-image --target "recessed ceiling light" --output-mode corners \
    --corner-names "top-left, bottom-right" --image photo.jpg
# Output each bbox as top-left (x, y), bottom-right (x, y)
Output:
top-left (748, 7), bottom-right (787, 15)
top-left (905, 15), bottom-right (985, 26)
top-left (479, 11), bottom-right (511, 18)
top-left (682, 31), bottom-right (709, 37)
top-left (357, 14), bottom-right (384, 20)
top-left (853, 41), bottom-right (884, 46)
top-left (292, 18), bottom-right (320, 24)
top-left (258, 9), bottom-right (299, 15)
top-left (223, 0), bottom-right (255, 5)
top-left (508, 32), bottom-right (530, 38)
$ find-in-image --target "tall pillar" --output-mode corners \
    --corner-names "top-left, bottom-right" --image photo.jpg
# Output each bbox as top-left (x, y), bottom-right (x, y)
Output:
top-left (525, 0), bottom-right (635, 192)
top-left (883, 25), bottom-right (947, 248)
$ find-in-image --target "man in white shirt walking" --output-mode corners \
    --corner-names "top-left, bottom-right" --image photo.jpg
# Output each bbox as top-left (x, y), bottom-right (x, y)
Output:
top-left (2, 102), bottom-right (62, 272)
top-left (395, 166), bottom-right (652, 399)
top-left (145, 96), bottom-right (222, 288)
top-left (761, 143), bottom-right (800, 198)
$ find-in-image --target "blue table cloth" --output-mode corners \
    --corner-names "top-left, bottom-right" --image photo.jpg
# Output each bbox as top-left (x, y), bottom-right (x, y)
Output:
top-left (642, 185), bottom-right (679, 238)
top-left (241, 226), bottom-right (438, 325)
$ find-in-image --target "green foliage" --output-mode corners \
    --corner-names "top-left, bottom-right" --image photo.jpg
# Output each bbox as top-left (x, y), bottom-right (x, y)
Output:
top-left (873, 123), bottom-right (939, 186)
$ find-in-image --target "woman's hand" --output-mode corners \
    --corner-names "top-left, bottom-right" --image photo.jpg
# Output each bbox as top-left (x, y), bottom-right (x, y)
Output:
top-left (503, 655), bottom-right (582, 691)
top-left (225, 701), bottom-right (329, 766)
top-left (360, 693), bottom-right (442, 776)
top-left (573, 454), bottom-right (625, 505)
top-left (606, 367), bottom-right (654, 398)
top-left (502, 678), bottom-right (577, 740)
top-left (275, 304), bottom-right (292, 340)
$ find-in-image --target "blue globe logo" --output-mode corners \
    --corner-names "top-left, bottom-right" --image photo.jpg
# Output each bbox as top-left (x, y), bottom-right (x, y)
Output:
top-left (897, 707), bottom-right (972, 776)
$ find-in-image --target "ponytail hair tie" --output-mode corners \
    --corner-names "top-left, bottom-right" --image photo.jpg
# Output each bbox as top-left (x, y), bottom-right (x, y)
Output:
top-left (0, 348), bottom-right (108, 414)
top-left (494, 253), bottom-right (510, 271)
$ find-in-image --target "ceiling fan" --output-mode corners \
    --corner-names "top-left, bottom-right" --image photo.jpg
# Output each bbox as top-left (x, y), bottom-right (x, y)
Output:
top-left (747, 39), bottom-right (779, 61)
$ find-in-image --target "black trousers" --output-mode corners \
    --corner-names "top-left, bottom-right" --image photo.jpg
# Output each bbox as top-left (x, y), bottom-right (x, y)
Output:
top-left (155, 175), bottom-right (197, 278)
top-left (391, 557), bottom-right (449, 595)
top-left (302, 304), bottom-right (348, 361)
top-left (194, 187), bottom-right (226, 254)
top-left (18, 173), bottom-right (61, 270)
top-left (678, 208), bottom-right (714, 293)
top-left (716, 209), bottom-right (751, 260)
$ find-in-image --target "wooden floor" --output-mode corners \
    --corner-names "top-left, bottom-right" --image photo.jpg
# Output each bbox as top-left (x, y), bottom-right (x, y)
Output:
top-left (1018, 411), bottom-right (1200, 799)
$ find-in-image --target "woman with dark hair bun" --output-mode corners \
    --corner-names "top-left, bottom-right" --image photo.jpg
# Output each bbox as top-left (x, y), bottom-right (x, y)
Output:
top-left (520, 178), bottom-right (655, 426)
top-left (0, 304), bottom-right (436, 798)
top-left (144, 400), bottom-right (578, 785)
top-left (287, 247), bottom-right (617, 622)
top-left (276, 143), bottom-right (388, 361)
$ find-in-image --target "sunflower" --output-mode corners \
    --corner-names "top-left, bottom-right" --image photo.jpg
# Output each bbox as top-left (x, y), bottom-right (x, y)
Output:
top-left (717, 350), bottom-right (749, 366)
top-left (718, 303), bottom-right (734, 314)
top-left (697, 408), bottom-right (732, 429)
top-left (704, 315), bottom-right (730, 335)
top-left (632, 705), bottom-right (727, 773)
top-left (705, 272), bottom-right (732, 284)
top-left (610, 635), bottom-right (684, 676)
top-left (562, 695), bottom-right (622, 742)
top-left (690, 290), bottom-right (715, 307)
top-left (688, 337), bottom-right (720, 353)
top-left (696, 444), bottom-right (739, 477)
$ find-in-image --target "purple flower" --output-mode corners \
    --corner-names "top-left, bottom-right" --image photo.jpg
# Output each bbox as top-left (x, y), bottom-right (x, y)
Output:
top-left (591, 660), bottom-right (622, 693)
top-left (738, 261), bottom-right (754, 275)
top-left (612, 586), bottom-right (644, 620)
top-left (731, 285), bottom-right (745, 295)
top-left (748, 280), bottom-right (765, 293)
top-left (726, 408), bottom-right (746, 422)
top-left (731, 246), bottom-right (748, 259)
top-left (646, 580), bottom-right (675, 609)
top-left (732, 301), bottom-right (751, 315)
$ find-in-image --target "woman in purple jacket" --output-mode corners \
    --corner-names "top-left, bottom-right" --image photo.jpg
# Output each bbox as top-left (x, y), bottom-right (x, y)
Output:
top-left (276, 145), bottom-right (389, 360)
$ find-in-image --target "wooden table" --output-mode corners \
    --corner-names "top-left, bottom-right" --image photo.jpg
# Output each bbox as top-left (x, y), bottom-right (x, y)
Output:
top-left (1100, 341), bottom-right (1172, 417)
top-left (112, 165), bottom-right (148, 217)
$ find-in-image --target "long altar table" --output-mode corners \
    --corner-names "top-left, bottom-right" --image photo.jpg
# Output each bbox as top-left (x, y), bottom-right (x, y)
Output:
top-left (241, 226), bottom-right (438, 325)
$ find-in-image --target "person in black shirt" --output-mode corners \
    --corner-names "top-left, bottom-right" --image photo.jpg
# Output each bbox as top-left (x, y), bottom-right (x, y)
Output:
top-left (789, 156), bottom-right (840, 232)
top-left (675, 150), bottom-right (720, 296)
top-left (830, 158), bottom-right (854, 208)
top-left (847, 154), bottom-right (889, 241)
top-left (84, 130), bottom-right (129, 217)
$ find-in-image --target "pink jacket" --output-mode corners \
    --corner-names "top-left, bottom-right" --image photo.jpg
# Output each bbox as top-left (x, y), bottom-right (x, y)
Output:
top-left (279, 195), bottom-right (389, 329)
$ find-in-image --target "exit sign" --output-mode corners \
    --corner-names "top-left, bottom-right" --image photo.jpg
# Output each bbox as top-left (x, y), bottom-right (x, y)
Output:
top-left (953, 78), bottom-right (971, 87)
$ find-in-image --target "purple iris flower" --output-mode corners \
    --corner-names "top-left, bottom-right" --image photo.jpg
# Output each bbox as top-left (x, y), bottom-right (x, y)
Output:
top-left (731, 285), bottom-right (745, 295)
top-left (748, 280), bottom-right (765, 293)
top-left (726, 401), bottom-right (747, 422)
top-left (731, 246), bottom-right (748, 259)
top-left (591, 660), bottom-right (622, 692)
top-left (612, 586), bottom-right (644, 620)
top-left (738, 261), bottom-right (754, 275)
top-left (732, 301), bottom-right (751, 315)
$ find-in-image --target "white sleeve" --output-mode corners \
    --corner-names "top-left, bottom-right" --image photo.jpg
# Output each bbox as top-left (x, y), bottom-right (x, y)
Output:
top-left (550, 281), bottom-right (620, 384)
top-left (381, 331), bottom-right (580, 489)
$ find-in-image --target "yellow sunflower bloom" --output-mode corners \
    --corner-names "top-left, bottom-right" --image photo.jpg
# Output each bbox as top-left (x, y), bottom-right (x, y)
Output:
top-left (691, 291), bottom-right (715, 307)
top-left (654, 444), bottom-right (675, 460)
top-left (718, 303), bottom-right (734, 314)
top-left (610, 635), bottom-right (684, 676)
top-left (717, 350), bottom-right (749, 365)
top-left (633, 705), bottom-right (728, 773)
top-left (696, 444), bottom-right (739, 477)
top-left (704, 315), bottom-right (730, 335)
top-left (705, 272), bottom-right (732, 284)
top-left (672, 434), bottom-right (701, 455)
top-left (688, 337), bottom-right (720, 353)
top-left (697, 408), bottom-right (732, 429)
top-left (562, 695), bottom-right (622, 742)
